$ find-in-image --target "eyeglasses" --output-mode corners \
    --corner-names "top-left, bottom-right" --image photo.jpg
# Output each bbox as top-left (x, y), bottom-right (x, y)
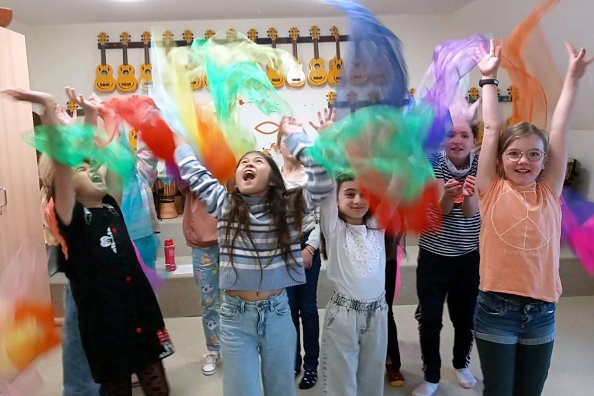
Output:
top-left (504, 149), bottom-right (545, 162)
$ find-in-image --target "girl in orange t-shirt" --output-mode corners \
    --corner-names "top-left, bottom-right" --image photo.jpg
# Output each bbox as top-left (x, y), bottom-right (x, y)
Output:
top-left (474, 40), bottom-right (592, 396)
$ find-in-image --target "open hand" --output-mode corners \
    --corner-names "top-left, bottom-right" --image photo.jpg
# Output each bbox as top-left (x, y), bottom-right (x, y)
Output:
top-left (309, 107), bottom-right (336, 132)
top-left (65, 86), bottom-right (102, 116)
top-left (279, 116), bottom-right (306, 135)
top-left (1, 88), bottom-right (55, 106)
top-left (477, 39), bottom-right (502, 77)
top-left (564, 42), bottom-right (593, 81)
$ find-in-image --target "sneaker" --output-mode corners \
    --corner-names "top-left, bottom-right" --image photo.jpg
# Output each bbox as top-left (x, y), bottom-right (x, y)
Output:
top-left (456, 368), bottom-right (477, 389)
top-left (298, 369), bottom-right (318, 389)
top-left (201, 351), bottom-right (221, 376)
top-left (385, 364), bottom-right (405, 387)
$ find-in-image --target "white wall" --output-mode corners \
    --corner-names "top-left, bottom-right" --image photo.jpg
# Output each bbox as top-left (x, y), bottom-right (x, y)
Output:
top-left (16, 3), bottom-right (594, 196)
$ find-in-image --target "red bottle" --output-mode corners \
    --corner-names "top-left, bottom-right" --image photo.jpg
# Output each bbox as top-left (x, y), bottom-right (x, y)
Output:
top-left (164, 239), bottom-right (176, 272)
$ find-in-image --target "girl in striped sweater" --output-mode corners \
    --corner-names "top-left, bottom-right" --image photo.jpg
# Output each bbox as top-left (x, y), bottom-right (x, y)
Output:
top-left (174, 116), bottom-right (333, 396)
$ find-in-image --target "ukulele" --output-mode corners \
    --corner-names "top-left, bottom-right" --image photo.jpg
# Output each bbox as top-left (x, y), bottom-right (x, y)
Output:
top-left (202, 29), bottom-right (215, 89)
top-left (247, 28), bottom-right (258, 44)
top-left (67, 99), bottom-right (78, 116)
top-left (139, 31), bottom-right (152, 89)
top-left (326, 90), bottom-right (336, 108)
top-left (183, 29), bottom-right (201, 90)
top-left (308, 25), bottom-right (328, 86)
top-left (327, 26), bottom-right (343, 86)
top-left (349, 41), bottom-right (368, 85)
top-left (286, 27), bottom-right (306, 88)
top-left (266, 27), bottom-right (285, 89)
top-left (116, 32), bottom-right (138, 92)
top-left (94, 32), bottom-right (116, 93)
top-left (163, 31), bottom-right (174, 54)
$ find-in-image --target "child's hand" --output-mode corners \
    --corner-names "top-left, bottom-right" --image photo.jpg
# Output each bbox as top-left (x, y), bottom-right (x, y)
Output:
top-left (279, 116), bottom-right (306, 135)
top-left (462, 175), bottom-right (476, 197)
top-left (301, 246), bottom-right (314, 270)
top-left (1, 88), bottom-right (55, 107)
top-left (443, 178), bottom-right (463, 199)
top-left (477, 39), bottom-right (501, 78)
top-left (65, 86), bottom-right (102, 116)
top-left (55, 105), bottom-right (77, 126)
top-left (564, 42), bottom-right (593, 81)
top-left (309, 107), bottom-right (336, 132)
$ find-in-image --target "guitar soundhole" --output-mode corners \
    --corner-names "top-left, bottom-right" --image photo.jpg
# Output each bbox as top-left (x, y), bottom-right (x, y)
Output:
top-left (123, 70), bottom-right (129, 76)
top-left (101, 70), bottom-right (108, 76)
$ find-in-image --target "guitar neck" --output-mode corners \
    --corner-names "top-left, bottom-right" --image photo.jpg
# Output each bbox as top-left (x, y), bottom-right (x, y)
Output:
top-left (143, 45), bottom-right (149, 64)
top-left (123, 45), bottom-right (129, 65)
top-left (292, 40), bottom-right (298, 60)
top-left (271, 40), bottom-right (277, 49)
top-left (313, 40), bottom-right (320, 59)
top-left (100, 45), bottom-right (107, 66)
top-left (336, 40), bottom-right (341, 60)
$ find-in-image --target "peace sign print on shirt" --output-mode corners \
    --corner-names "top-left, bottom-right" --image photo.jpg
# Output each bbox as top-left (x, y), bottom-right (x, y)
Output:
top-left (489, 186), bottom-right (554, 251)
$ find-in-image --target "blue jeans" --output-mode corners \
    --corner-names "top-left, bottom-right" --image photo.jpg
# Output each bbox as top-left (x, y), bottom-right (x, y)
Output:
top-left (220, 290), bottom-right (297, 396)
top-left (134, 233), bottom-right (159, 270)
top-left (474, 291), bottom-right (555, 396)
top-left (321, 291), bottom-right (388, 396)
top-left (62, 284), bottom-right (106, 396)
top-left (192, 246), bottom-right (221, 352)
top-left (286, 232), bottom-right (321, 372)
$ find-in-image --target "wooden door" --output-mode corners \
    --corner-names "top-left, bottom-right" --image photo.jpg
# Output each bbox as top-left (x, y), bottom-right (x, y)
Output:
top-left (0, 27), bottom-right (49, 300)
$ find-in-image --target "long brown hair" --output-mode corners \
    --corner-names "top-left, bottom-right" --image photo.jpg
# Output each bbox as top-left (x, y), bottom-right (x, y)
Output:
top-left (223, 151), bottom-right (305, 284)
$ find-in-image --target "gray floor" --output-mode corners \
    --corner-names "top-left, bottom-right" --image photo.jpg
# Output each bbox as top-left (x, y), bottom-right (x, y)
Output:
top-left (33, 296), bottom-right (594, 395)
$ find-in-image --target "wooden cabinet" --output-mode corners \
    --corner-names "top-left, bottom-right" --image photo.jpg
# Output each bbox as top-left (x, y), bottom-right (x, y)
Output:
top-left (0, 27), bottom-right (49, 300)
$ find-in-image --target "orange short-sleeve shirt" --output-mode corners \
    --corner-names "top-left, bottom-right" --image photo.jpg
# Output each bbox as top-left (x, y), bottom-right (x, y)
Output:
top-left (478, 178), bottom-right (562, 302)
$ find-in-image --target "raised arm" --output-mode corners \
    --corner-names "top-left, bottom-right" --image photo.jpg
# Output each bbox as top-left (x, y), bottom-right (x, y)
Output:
top-left (541, 43), bottom-right (592, 197)
top-left (475, 40), bottom-right (502, 193)
top-left (281, 117), bottom-right (334, 210)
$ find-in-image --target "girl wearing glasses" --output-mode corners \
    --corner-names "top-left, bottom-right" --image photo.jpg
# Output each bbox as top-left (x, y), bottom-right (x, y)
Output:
top-left (474, 40), bottom-right (592, 396)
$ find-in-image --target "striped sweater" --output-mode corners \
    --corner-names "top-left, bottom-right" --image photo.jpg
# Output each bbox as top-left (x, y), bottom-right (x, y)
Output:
top-left (175, 132), bottom-right (333, 291)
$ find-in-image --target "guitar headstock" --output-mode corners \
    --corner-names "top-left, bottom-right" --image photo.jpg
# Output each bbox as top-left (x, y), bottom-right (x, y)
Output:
top-left (326, 90), bottom-right (336, 106)
top-left (309, 25), bottom-right (320, 41)
top-left (163, 31), bottom-right (174, 46)
top-left (97, 32), bottom-right (110, 46)
top-left (267, 27), bottom-right (278, 42)
top-left (204, 29), bottom-right (215, 40)
top-left (141, 31), bottom-right (151, 45)
top-left (226, 28), bottom-right (237, 42)
top-left (120, 32), bottom-right (131, 46)
top-left (247, 28), bottom-right (258, 42)
top-left (289, 27), bottom-right (300, 42)
top-left (182, 29), bottom-right (194, 45)
top-left (67, 99), bottom-right (77, 114)
top-left (330, 26), bottom-right (340, 42)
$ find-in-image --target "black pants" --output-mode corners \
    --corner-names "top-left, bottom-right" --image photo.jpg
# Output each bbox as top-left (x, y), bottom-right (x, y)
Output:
top-left (385, 258), bottom-right (402, 369)
top-left (477, 338), bottom-right (553, 396)
top-left (415, 248), bottom-right (480, 383)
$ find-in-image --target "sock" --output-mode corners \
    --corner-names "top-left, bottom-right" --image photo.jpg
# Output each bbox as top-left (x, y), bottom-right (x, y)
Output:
top-left (412, 381), bottom-right (439, 396)
top-left (456, 368), bottom-right (477, 389)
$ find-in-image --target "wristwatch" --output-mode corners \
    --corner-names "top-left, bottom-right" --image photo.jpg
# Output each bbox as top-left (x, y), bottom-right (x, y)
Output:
top-left (479, 78), bottom-right (499, 87)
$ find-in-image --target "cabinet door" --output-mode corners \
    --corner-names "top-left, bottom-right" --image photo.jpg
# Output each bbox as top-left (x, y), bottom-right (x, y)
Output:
top-left (0, 27), bottom-right (49, 300)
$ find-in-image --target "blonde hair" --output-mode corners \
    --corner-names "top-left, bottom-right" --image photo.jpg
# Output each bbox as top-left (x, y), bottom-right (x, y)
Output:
top-left (38, 154), bottom-right (56, 207)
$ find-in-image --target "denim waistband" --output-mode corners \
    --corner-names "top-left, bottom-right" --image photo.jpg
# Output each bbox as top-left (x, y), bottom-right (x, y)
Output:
top-left (222, 289), bottom-right (287, 312)
top-left (330, 290), bottom-right (385, 312)
top-left (482, 291), bottom-right (554, 313)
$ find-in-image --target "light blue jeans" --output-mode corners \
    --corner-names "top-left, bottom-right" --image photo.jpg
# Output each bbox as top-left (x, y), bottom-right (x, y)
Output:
top-left (62, 283), bottom-right (106, 396)
top-left (192, 246), bottom-right (221, 352)
top-left (321, 291), bottom-right (388, 396)
top-left (220, 290), bottom-right (297, 396)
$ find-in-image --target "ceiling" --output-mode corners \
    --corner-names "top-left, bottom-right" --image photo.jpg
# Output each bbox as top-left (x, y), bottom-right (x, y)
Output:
top-left (4, 0), bottom-right (474, 26)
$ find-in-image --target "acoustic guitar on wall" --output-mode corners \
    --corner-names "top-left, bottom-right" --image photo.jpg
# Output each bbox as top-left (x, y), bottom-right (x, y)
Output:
top-left (94, 32), bottom-right (116, 93)
top-left (328, 26), bottom-right (343, 86)
top-left (140, 31), bottom-right (152, 89)
top-left (308, 25), bottom-right (328, 86)
top-left (163, 30), bottom-right (174, 54)
top-left (202, 29), bottom-right (215, 89)
top-left (286, 27), bottom-right (306, 88)
top-left (266, 27), bottom-right (285, 89)
top-left (349, 41), bottom-right (368, 86)
top-left (183, 29), bottom-right (201, 90)
top-left (117, 32), bottom-right (138, 92)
